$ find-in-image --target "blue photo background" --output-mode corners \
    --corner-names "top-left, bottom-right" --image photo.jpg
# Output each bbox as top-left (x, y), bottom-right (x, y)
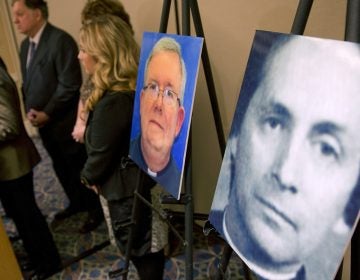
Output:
top-left (130, 32), bottom-right (203, 198)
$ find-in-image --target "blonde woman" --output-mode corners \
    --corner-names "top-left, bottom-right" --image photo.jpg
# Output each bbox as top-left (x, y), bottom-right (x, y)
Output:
top-left (71, 0), bottom-right (134, 143)
top-left (78, 15), bottom-right (165, 279)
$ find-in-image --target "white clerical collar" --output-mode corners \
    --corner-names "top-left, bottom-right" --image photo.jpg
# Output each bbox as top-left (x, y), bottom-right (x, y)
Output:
top-left (147, 168), bottom-right (157, 177)
top-left (223, 209), bottom-right (298, 280)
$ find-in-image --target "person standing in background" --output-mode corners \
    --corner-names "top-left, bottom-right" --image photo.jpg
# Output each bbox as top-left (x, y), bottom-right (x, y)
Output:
top-left (0, 57), bottom-right (61, 280)
top-left (73, 0), bottom-right (141, 246)
top-left (78, 15), bottom-right (165, 279)
top-left (11, 0), bottom-right (103, 233)
top-left (72, 0), bottom-right (134, 144)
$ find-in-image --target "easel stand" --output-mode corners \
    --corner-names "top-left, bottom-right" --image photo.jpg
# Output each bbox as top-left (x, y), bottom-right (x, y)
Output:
top-left (345, 2), bottom-right (360, 279)
top-left (295, 1), bottom-right (360, 279)
top-left (108, 168), bottom-right (145, 280)
top-left (212, 0), bottom-right (360, 279)
top-left (108, 168), bottom-right (184, 280)
top-left (158, 0), bottom-right (230, 279)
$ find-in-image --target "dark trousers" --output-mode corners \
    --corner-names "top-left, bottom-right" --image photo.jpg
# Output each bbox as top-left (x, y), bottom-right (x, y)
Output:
top-left (131, 249), bottom-right (165, 280)
top-left (39, 123), bottom-right (101, 214)
top-left (108, 187), bottom-right (164, 279)
top-left (0, 172), bottom-right (61, 271)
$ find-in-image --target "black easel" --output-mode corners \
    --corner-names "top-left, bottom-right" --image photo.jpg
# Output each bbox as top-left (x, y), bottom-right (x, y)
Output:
top-left (108, 168), bottom-right (144, 280)
top-left (345, 1), bottom-right (360, 279)
top-left (159, 0), bottom-right (226, 149)
top-left (107, 0), bottom-right (225, 278)
top-left (294, 1), bottom-right (360, 280)
top-left (158, 0), bottom-right (228, 279)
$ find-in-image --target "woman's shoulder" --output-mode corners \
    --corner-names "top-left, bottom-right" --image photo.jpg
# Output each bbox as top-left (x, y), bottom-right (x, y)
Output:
top-left (98, 90), bottom-right (135, 108)
top-left (106, 90), bottom-right (135, 99)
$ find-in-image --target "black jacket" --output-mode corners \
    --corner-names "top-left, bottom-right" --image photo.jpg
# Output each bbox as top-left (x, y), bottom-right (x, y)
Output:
top-left (81, 90), bottom-right (134, 199)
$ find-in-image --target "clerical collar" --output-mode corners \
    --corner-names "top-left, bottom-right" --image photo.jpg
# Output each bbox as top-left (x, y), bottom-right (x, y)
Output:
top-left (223, 209), bottom-right (298, 280)
top-left (147, 168), bottom-right (157, 177)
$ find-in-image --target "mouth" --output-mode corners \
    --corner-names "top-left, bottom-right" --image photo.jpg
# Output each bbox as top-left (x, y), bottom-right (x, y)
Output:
top-left (255, 194), bottom-right (298, 231)
top-left (149, 119), bottom-right (163, 130)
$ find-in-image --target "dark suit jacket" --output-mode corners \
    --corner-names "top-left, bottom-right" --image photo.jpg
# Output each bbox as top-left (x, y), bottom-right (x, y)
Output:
top-left (81, 91), bottom-right (134, 198)
top-left (20, 23), bottom-right (81, 125)
top-left (0, 66), bottom-right (40, 181)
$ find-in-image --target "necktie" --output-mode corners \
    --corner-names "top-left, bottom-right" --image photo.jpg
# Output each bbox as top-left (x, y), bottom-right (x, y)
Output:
top-left (27, 41), bottom-right (36, 70)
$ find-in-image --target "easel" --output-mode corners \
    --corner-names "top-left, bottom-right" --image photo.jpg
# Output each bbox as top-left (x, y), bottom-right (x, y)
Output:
top-left (108, 168), bottom-right (154, 280)
top-left (158, 0), bottom-right (228, 279)
top-left (292, 1), bottom-right (360, 279)
top-left (108, 0), bottom-right (226, 278)
top-left (212, 0), bottom-right (360, 279)
top-left (344, 1), bottom-right (360, 279)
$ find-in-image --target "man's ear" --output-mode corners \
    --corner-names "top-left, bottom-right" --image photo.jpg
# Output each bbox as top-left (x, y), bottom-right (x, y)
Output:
top-left (175, 106), bottom-right (185, 137)
top-left (34, 8), bottom-right (42, 21)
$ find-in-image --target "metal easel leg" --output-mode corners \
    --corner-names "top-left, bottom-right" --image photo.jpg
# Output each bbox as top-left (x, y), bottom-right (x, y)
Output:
top-left (345, 2), bottom-right (360, 279)
top-left (290, 0), bottom-right (314, 34)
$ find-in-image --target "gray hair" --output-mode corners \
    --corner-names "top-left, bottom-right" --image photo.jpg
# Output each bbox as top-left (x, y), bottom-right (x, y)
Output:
top-left (144, 37), bottom-right (187, 104)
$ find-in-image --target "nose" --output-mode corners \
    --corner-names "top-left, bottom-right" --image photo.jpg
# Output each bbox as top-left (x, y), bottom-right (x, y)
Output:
top-left (271, 136), bottom-right (299, 194)
top-left (153, 89), bottom-right (165, 109)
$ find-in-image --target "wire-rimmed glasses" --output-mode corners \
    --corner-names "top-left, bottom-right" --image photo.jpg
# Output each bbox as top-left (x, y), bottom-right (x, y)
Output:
top-left (143, 82), bottom-right (180, 107)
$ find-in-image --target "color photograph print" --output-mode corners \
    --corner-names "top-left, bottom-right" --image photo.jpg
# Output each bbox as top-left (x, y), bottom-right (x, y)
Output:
top-left (209, 30), bottom-right (360, 280)
top-left (129, 32), bottom-right (203, 199)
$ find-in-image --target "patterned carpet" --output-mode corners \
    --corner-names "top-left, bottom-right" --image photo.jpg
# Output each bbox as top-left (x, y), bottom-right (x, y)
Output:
top-left (1, 136), bottom-right (249, 280)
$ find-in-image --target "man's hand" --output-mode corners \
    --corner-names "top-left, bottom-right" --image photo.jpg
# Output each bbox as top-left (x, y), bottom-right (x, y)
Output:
top-left (27, 108), bottom-right (49, 128)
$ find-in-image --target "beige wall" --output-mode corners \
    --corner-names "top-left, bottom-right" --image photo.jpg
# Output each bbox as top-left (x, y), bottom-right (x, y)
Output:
top-left (3, 0), bottom-right (347, 214)
top-left (2, 0), bottom-right (348, 212)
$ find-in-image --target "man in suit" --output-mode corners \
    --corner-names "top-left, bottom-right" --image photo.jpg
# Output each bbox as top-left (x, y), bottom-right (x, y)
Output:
top-left (0, 57), bottom-right (61, 279)
top-left (11, 0), bottom-right (103, 232)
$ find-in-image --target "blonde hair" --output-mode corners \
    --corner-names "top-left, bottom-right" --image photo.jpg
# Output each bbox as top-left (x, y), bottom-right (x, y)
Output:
top-left (79, 15), bottom-right (139, 112)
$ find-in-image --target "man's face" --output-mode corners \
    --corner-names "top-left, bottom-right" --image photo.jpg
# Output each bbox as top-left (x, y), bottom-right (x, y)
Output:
top-left (229, 40), bottom-right (360, 265)
top-left (140, 51), bottom-right (185, 166)
top-left (12, 0), bottom-right (40, 37)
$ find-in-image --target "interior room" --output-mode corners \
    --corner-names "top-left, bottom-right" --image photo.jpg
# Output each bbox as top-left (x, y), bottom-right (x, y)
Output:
top-left (0, 0), bottom-right (355, 279)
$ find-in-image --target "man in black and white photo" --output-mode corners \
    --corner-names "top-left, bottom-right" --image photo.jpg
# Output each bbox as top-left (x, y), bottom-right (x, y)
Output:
top-left (210, 31), bottom-right (360, 280)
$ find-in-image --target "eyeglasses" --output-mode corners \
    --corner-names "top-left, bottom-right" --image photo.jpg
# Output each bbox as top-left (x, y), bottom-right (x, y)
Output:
top-left (143, 82), bottom-right (180, 107)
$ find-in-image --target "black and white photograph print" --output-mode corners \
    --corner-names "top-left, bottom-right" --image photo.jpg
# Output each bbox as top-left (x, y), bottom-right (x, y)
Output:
top-left (209, 30), bottom-right (360, 280)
